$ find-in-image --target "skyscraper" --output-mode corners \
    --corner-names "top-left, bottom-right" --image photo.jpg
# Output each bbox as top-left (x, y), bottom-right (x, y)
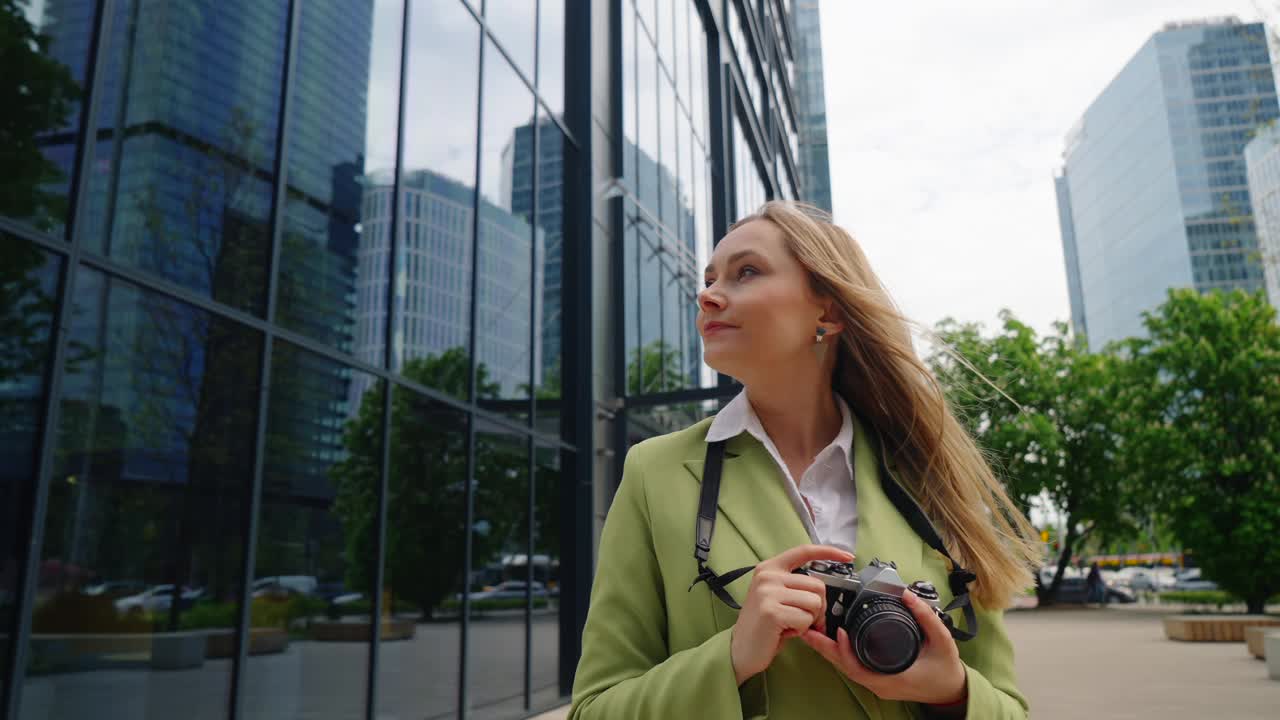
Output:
top-left (793, 0), bottom-right (833, 213)
top-left (1056, 18), bottom-right (1278, 349)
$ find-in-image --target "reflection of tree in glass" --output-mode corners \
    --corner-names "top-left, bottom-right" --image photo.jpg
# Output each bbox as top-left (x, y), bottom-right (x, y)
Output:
top-left (628, 339), bottom-right (688, 394)
top-left (331, 348), bottom-right (527, 618)
top-left (0, 0), bottom-right (81, 230)
top-left (0, 239), bottom-right (59, 385)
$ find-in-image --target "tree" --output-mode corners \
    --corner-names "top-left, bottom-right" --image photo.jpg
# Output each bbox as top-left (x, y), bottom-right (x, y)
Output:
top-left (930, 312), bottom-right (1136, 604)
top-left (628, 339), bottom-right (689, 394)
top-left (1120, 289), bottom-right (1280, 614)
top-left (330, 348), bottom-right (528, 617)
top-left (0, 0), bottom-right (81, 228)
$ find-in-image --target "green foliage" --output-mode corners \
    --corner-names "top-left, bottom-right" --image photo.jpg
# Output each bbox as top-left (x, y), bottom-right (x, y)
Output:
top-left (628, 340), bottom-right (690, 394)
top-left (1119, 289), bottom-right (1280, 614)
top-left (929, 312), bottom-right (1135, 601)
top-left (0, 0), bottom-right (82, 228)
top-left (330, 348), bottom-right (527, 617)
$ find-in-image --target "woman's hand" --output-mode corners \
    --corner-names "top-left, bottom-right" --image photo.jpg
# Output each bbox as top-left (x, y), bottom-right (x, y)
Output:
top-left (799, 588), bottom-right (968, 707)
top-left (730, 545), bottom-right (854, 686)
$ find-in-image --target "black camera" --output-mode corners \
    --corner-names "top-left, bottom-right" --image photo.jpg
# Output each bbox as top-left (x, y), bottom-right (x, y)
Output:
top-left (795, 558), bottom-right (949, 674)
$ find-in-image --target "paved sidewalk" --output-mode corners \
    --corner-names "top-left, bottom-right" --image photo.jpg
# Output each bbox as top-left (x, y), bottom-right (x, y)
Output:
top-left (533, 606), bottom-right (1280, 719)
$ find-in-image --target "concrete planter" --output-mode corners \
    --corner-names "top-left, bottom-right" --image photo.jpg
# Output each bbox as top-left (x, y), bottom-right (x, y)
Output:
top-left (1244, 626), bottom-right (1280, 659)
top-left (310, 618), bottom-right (416, 642)
top-left (1163, 614), bottom-right (1280, 642)
top-left (28, 631), bottom-right (209, 671)
top-left (1267, 635), bottom-right (1280, 681)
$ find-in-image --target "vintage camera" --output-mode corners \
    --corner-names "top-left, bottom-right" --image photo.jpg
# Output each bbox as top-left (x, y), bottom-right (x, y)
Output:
top-left (795, 558), bottom-right (948, 674)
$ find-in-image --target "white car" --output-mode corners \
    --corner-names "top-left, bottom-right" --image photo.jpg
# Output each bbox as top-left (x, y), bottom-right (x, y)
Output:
top-left (114, 585), bottom-right (203, 614)
top-left (251, 575), bottom-right (318, 597)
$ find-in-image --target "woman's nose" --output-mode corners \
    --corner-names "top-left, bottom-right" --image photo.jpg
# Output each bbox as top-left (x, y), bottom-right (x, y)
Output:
top-left (698, 285), bottom-right (724, 311)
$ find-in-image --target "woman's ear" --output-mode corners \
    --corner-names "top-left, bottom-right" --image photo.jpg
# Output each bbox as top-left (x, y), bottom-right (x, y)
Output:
top-left (817, 304), bottom-right (845, 340)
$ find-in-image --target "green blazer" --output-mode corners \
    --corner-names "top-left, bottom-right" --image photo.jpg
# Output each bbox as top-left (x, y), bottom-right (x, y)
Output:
top-left (570, 414), bottom-right (1029, 719)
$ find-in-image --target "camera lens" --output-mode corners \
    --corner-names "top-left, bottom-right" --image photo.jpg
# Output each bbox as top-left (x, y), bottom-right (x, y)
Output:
top-left (846, 598), bottom-right (923, 674)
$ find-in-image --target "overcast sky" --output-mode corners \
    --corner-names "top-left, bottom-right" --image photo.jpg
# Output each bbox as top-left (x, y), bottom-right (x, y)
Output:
top-left (820, 0), bottom-right (1267, 338)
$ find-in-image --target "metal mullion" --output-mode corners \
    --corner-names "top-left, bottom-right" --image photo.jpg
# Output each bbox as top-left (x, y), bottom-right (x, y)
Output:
top-left (368, 2), bottom-right (413, 718)
top-left (609, 0), bottom-right (629, 497)
top-left (3, 0), bottom-right (113, 714)
top-left (560, 0), bottom-right (593, 694)
top-left (229, 0), bottom-right (302, 715)
top-left (525, 1), bottom-right (541, 704)
top-left (460, 13), bottom-right (488, 717)
top-left (524, 435), bottom-right (536, 710)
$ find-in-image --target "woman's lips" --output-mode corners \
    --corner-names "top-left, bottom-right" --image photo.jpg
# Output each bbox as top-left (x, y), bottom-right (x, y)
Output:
top-left (703, 322), bottom-right (738, 336)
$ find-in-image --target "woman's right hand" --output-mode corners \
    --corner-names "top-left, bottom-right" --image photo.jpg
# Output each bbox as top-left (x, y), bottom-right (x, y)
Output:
top-left (730, 544), bottom-right (855, 686)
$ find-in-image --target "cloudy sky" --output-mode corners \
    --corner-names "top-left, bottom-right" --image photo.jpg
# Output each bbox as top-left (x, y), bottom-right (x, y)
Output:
top-left (820, 0), bottom-right (1266, 337)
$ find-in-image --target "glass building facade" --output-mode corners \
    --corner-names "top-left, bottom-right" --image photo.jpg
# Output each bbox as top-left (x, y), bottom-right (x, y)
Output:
top-left (1243, 122), bottom-right (1280, 307)
top-left (0, 1), bottom-right (829, 718)
top-left (791, 0), bottom-right (831, 213)
top-left (1056, 18), bottom-right (1278, 349)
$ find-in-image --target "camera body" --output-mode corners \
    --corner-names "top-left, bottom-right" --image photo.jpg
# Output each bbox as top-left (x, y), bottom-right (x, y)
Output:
top-left (795, 558), bottom-right (946, 674)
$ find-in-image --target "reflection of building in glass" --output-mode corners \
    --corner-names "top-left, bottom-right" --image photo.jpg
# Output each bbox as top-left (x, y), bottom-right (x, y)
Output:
top-left (792, 0), bottom-right (832, 213)
top-left (507, 117), bottom-right (564, 386)
top-left (353, 169), bottom-right (543, 403)
top-left (1056, 18), bottom-right (1278, 349)
top-left (1244, 123), bottom-right (1280, 307)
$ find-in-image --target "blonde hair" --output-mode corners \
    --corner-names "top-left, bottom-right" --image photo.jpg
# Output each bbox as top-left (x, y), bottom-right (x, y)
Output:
top-left (731, 201), bottom-right (1039, 610)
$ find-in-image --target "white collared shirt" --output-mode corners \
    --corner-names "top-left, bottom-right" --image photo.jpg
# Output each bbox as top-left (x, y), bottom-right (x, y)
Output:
top-left (706, 390), bottom-right (858, 552)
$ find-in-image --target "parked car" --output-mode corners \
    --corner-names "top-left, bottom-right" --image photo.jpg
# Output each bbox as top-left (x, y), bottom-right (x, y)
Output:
top-left (1105, 585), bottom-right (1137, 603)
top-left (1171, 568), bottom-right (1219, 591)
top-left (251, 575), bottom-right (318, 597)
top-left (82, 580), bottom-right (147, 599)
top-left (465, 580), bottom-right (549, 602)
top-left (1113, 566), bottom-right (1177, 592)
top-left (114, 585), bottom-right (204, 615)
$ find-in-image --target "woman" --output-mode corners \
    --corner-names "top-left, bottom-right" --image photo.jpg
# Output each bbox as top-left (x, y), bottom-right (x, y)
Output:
top-left (570, 202), bottom-right (1039, 719)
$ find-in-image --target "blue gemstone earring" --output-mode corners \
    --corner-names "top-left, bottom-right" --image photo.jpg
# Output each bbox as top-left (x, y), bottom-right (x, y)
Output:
top-left (815, 327), bottom-right (827, 344)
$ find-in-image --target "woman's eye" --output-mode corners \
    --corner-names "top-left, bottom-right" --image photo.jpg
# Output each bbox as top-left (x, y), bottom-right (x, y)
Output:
top-left (737, 265), bottom-right (758, 279)
top-left (703, 278), bottom-right (715, 288)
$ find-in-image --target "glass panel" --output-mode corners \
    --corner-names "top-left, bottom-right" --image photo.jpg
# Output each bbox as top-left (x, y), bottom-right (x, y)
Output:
top-left (621, 5), bottom-right (638, 191)
top-left (689, 1), bottom-right (706, 143)
top-left (239, 343), bottom-right (382, 719)
top-left (475, 42), bottom-right (536, 417)
top-left (635, 0), bottom-right (656, 38)
top-left (396, 0), bottom-right (481, 400)
top-left (537, 0), bottom-right (565, 118)
top-left (673, 0), bottom-right (690, 108)
top-left (466, 421), bottom-right (530, 719)
top-left (375, 386), bottom-right (470, 719)
top-left (84, 0), bottom-right (289, 316)
top-left (656, 0), bottom-right (674, 72)
top-left (277, 0), bottom-right (404, 361)
top-left (626, 400), bottom-right (722, 447)
top-left (485, 0), bottom-right (536, 84)
top-left (534, 113), bottom-right (564, 437)
top-left (1, 1), bottom-right (91, 236)
top-left (529, 443), bottom-right (563, 711)
top-left (21, 267), bottom-right (261, 720)
top-left (658, 76), bottom-right (678, 231)
top-left (635, 21), bottom-right (659, 212)
top-left (0, 234), bottom-right (62, 693)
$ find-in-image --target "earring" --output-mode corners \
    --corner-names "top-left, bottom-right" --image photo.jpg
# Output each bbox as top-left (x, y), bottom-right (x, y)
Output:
top-left (815, 327), bottom-right (827, 344)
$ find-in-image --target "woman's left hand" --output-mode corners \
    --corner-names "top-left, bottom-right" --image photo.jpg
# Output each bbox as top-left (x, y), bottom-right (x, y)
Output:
top-left (799, 588), bottom-right (968, 707)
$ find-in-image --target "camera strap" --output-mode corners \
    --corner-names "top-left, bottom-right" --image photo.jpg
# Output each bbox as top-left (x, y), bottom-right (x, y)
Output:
top-left (874, 451), bottom-right (979, 642)
top-left (690, 436), bottom-right (979, 641)
top-left (688, 440), bottom-right (754, 610)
